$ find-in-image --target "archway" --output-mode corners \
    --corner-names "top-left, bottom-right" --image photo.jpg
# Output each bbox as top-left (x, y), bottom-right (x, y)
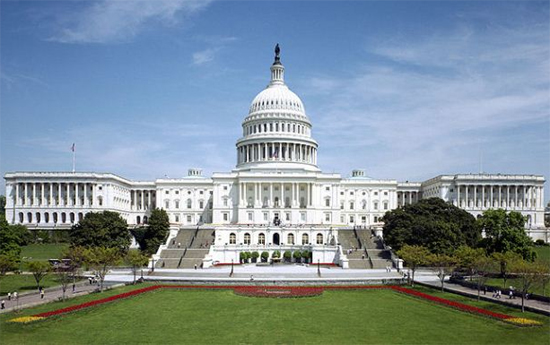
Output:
top-left (273, 233), bottom-right (280, 245)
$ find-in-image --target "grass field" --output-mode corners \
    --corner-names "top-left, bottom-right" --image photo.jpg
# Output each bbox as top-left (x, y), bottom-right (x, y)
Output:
top-left (535, 246), bottom-right (550, 263)
top-left (1, 284), bottom-right (548, 345)
top-left (0, 274), bottom-right (66, 296)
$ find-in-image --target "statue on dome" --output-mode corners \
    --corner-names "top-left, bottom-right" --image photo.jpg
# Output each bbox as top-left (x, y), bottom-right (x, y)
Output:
top-left (274, 43), bottom-right (281, 64)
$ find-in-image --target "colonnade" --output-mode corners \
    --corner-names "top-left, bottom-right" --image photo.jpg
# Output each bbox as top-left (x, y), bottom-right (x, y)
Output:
top-left (238, 182), bottom-right (314, 209)
top-left (456, 184), bottom-right (544, 209)
top-left (237, 142), bottom-right (317, 165)
top-left (397, 191), bottom-right (420, 206)
top-left (12, 182), bottom-right (97, 208)
top-left (130, 190), bottom-right (155, 211)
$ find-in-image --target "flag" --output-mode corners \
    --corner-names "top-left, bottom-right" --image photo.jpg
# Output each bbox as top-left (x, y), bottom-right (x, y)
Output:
top-left (71, 143), bottom-right (75, 152)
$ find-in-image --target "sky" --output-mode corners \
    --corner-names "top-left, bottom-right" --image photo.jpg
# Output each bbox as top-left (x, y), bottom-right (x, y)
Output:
top-left (1, 0), bottom-right (549, 202)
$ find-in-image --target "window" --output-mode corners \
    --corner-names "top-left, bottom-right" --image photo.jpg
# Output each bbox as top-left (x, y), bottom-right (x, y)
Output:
top-left (325, 198), bottom-right (330, 207)
top-left (187, 215), bottom-right (192, 222)
top-left (165, 190), bottom-right (169, 194)
top-left (200, 191), bottom-right (204, 195)
top-left (229, 233), bottom-right (236, 244)
top-left (165, 201), bottom-right (169, 209)
top-left (350, 202), bottom-right (354, 210)
top-left (187, 199), bottom-right (192, 209)
top-left (361, 215), bottom-right (367, 223)
top-left (248, 213), bottom-right (253, 221)
top-left (258, 233), bottom-right (265, 245)
top-left (340, 191), bottom-right (344, 195)
top-left (325, 186), bottom-right (330, 191)
top-left (302, 233), bottom-right (309, 245)
top-left (316, 233), bottom-right (323, 244)
top-left (349, 215), bottom-right (355, 223)
top-left (384, 191), bottom-right (388, 196)
top-left (325, 213), bottom-right (331, 222)
top-left (223, 198), bottom-right (228, 207)
top-left (362, 200), bottom-right (367, 210)
top-left (175, 191), bottom-right (179, 194)
top-left (350, 191), bottom-right (354, 195)
top-left (383, 202), bottom-right (388, 210)
top-left (300, 212), bottom-right (306, 222)
top-left (224, 186), bottom-right (228, 190)
top-left (175, 215), bottom-right (180, 222)
top-left (374, 192), bottom-right (378, 196)
top-left (223, 213), bottom-right (228, 221)
top-left (374, 202), bottom-right (378, 210)
top-left (340, 202), bottom-right (344, 210)
top-left (175, 201), bottom-right (179, 209)
top-left (244, 233), bottom-right (251, 245)
top-left (288, 233), bottom-right (294, 244)
top-left (199, 201), bottom-right (204, 209)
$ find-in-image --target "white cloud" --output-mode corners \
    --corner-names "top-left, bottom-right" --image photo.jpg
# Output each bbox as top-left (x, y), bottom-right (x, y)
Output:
top-left (192, 48), bottom-right (217, 65)
top-left (306, 23), bottom-right (549, 181)
top-left (49, 0), bottom-right (212, 44)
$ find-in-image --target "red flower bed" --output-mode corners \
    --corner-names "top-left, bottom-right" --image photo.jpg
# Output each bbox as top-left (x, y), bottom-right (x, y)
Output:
top-left (234, 286), bottom-right (323, 298)
top-left (31, 284), bottom-right (519, 323)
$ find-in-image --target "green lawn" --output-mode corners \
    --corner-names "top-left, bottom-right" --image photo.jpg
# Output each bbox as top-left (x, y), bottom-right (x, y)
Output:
top-left (1, 285), bottom-right (548, 345)
top-left (535, 246), bottom-right (550, 263)
top-left (0, 274), bottom-right (65, 296)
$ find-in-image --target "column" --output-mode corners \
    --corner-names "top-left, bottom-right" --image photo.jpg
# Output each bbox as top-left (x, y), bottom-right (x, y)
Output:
top-left (514, 186), bottom-right (518, 209)
top-left (473, 185), bottom-right (477, 209)
top-left (506, 186), bottom-right (510, 208)
top-left (457, 185), bottom-right (460, 208)
top-left (490, 185), bottom-right (493, 208)
top-left (40, 183), bottom-right (45, 206)
top-left (58, 183), bottom-right (62, 206)
top-left (66, 183), bottom-right (70, 206)
top-left (269, 183), bottom-right (273, 207)
top-left (49, 183), bottom-right (54, 206)
top-left (279, 143), bottom-right (282, 161)
top-left (15, 183), bottom-right (20, 206)
top-left (465, 186), bottom-right (469, 208)
top-left (498, 186), bottom-right (501, 207)
top-left (32, 183), bottom-right (36, 206)
top-left (481, 185), bottom-right (485, 209)
top-left (75, 183), bottom-right (80, 206)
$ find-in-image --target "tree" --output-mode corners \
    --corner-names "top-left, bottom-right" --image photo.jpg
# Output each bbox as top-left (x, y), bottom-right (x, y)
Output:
top-left (0, 253), bottom-right (19, 275)
top-left (0, 195), bottom-right (5, 214)
top-left (301, 250), bottom-right (312, 263)
top-left (135, 209), bottom-right (170, 255)
top-left (491, 251), bottom-right (522, 289)
top-left (510, 259), bottom-right (547, 312)
top-left (428, 253), bottom-right (456, 292)
top-left (396, 245), bottom-right (431, 286)
top-left (272, 250), bottom-right (281, 259)
top-left (251, 251), bottom-right (259, 263)
top-left (85, 247), bottom-right (121, 292)
top-left (283, 250), bottom-right (292, 262)
top-left (70, 211), bottom-right (131, 253)
top-left (0, 214), bottom-right (30, 259)
top-left (54, 259), bottom-right (73, 301)
top-left (27, 261), bottom-right (51, 290)
top-left (261, 251), bottom-right (269, 262)
top-left (293, 251), bottom-right (302, 263)
top-left (382, 198), bottom-right (480, 255)
top-left (471, 254), bottom-right (498, 300)
top-left (454, 246), bottom-right (485, 281)
top-left (125, 250), bottom-right (149, 284)
top-left (478, 209), bottom-right (536, 261)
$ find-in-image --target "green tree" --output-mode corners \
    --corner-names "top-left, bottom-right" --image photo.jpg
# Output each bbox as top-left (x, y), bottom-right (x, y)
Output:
top-left (293, 251), bottom-right (302, 262)
top-left (471, 254), bottom-right (498, 300)
top-left (478, 209), bottom-right (536, 261)
top-left (261, 251), bottom-right (269, 262)
top-left (382, 198), bottom-right (480, 254)
top-left (0, 214), bottom-right (30, 259)
top-left (137, 209), bottom-right (170, 255)
top-left (428, 253), bottom-right (456, 292)
top-left (0, 195), bottom-right (5, 214)
top-left (0, 253), bottom-right (19, 275)
top-left (85, 247), bottom-right (121, 292)
top-left (54, 259), bottom-right (73, 301)
top-left (283, 250), bottom-right (292, 262)
top-left (27, 261), bottom-right (51, 290)
top-left (491, 251), bottom-right (522, 289)
top-left (510, 259), bottom-right (547, 312)
top-left (396, 245), bottom-right (431, 286)
top-left (251, 251), bottom-right (259, 263)
top-left (70, 211), bottom-right (131, 253)
top-left (125, 250), bottom-right (149, 284)
top-left (454, 246), bottom-right (485, 281)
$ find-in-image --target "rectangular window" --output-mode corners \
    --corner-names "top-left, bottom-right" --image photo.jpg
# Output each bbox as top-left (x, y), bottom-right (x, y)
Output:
top-left (325, 213), bottom-right (331, 222)
top-left (300, 212), bottom-right (306, 222)
top-left (248, 213), bottom-right (253, 221)
top-left (285, 213), bottom-right (290, 221)
top-left (325, 186), bottom-right (330, 191)
top-left (223, 213), bottom-right (228, 221)
top-left (325, 199), bottom-right (330, 207)
top-left (175, 215), bottom-right (179, 222)
top-left (187, 215), bottom-right (192, 222)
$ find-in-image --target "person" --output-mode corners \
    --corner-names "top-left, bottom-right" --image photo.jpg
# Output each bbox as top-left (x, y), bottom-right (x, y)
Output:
top-left (483, 286), bottom-right (487, 295)
top-left (509, 289), bottom-right (513, 299)
top-left (13, 292), bottom-right (18, 300)
top-left (361, 254), bottom-right (365, 260)
top-left (88, 277), bottom-right (92, 285)
top-left (40, 290), bottom-right (44, 299)
top-left (1, 300), bottom-right (4, 309)
top-left (250, 275), bottom-right (254, 281)
top-left (497, 290), bottom-right (501, 299)
top-left (72, 283), bottom-right (76, 293)
top-left (177, 242), bottom-right (181, 248)
top-left (7, 292), bottom-right (11, 301)
top-left (194, 264), bottom-right (197, 270)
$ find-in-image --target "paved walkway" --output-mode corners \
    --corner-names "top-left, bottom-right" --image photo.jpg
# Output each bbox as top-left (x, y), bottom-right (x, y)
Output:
top-left (414, 270), bottom-right (550, 315)
top-left (0, 280), bottom-right (119, 314)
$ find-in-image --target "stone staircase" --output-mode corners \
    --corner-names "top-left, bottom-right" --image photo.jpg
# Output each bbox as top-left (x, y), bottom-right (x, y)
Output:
top-left (338, 227), bottom-right (395, 269)
top-left (156, 227), bottom-right (215, 269)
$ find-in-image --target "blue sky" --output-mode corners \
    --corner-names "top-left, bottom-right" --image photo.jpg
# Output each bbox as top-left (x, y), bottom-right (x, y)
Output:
top-left (1, 1), bottom-right (549, 201)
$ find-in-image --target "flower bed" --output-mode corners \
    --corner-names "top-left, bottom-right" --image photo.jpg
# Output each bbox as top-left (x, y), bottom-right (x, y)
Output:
top-left (234, 286), bottom-right (323, 298)
top-left (6, 284), bottom-right (542, 327)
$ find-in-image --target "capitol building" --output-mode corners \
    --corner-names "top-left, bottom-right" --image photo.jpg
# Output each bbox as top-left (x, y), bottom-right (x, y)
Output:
top-left (3, 47), bottom-right (547, 267)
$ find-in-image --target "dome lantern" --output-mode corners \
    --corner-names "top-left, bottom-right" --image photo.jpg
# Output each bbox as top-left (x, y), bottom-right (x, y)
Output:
top-left (270, 43), bottom-right (285, 85)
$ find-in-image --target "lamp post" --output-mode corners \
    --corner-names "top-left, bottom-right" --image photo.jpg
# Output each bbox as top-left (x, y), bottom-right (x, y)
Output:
top-left (230, 259), bottom-right (234, 277)
top-left (151, 258), bottom-right (155, 273)
top-left (317, 259), bottom-right (321, 277)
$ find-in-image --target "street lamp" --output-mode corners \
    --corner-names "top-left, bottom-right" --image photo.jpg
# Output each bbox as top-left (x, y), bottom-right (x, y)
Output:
top-left (230, 259), bottom-right (234, 277)
top-left (151, 258), bottom-right (155, 273)
top-left (317, 259), bottom-right (321, 277)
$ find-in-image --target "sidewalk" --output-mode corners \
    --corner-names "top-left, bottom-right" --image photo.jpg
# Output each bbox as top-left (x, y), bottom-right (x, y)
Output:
top-left (416, 276), bottom-right (550, 316)
top-left (0, 280), bottom-right (119, 314)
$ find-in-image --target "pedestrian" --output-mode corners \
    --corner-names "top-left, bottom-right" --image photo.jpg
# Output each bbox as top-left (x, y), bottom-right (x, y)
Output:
top-left (7, 292), bottom-right (11, 301)
top-left (88, 277), bottom-right (92, 285)
top-left (13, 292), bottom-right (18, 300)
top-left (194, 264), bottom-right (197, 270)
top-left (509, 290), bottom-right (513, 299)
top-left (250, 275), bottom-right (254, 281)
top-left (483, 286), bottom-right (487, 295)
top-left (40, 290), bottom-right (44, 299)
top-left (1, 300), bottom-right (4, 309)
top-left (177, 242), bottom-right (181, 248)
top-left (361, 254), bottom-right (365, 260)
top-left (497, 290), bottom-right (501, 299)
top-left (72, 283), bottom-right (76, 293)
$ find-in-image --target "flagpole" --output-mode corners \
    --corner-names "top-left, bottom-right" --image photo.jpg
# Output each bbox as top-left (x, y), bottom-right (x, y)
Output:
top-left (72, 150), bottom-right (75, 173)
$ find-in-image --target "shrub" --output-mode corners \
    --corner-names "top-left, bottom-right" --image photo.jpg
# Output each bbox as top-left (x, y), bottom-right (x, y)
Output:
top-left (283, 250), bottom-right (292, 260)
top-left (293, 251), bottom-right (302, 261)
top-left (261, 251), bottom-right (269, 259)
top-left (272, 250), bottom-right (281, 258)
top-left (534, 239), bottom-right (548, 247)
top-left (251, 251), bottom-right (259, 259)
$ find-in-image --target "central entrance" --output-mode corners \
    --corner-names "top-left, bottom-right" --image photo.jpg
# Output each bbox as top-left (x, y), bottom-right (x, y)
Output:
top-left (273, 233), bottom-right (280, 245)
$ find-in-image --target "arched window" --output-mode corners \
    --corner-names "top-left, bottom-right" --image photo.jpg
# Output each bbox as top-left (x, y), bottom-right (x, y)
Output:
top-left (137, 216), bottom-right (141, 224)
top-left (187, 199), bottom-right (192, 209)
top-left (143, 216), bottom-right (148, 224)
top-left (317, 233), bottom-right (323, 244)
top-left (362, 200), bottom-right (367, 210)
top-left (302, 233), bottom-right (309, 245)
top-left (19, 212), bottom-right (24, 223)
top-left (175, 200), bottom-right (180, 209)
top-left (53, 213), bottom-right (58, 223)
top-left (35, 213), bottom-right (41, 223)
top-left (61, 212), bottom-right (67, 223)
top-left (229, 233), bottom-right (236, 244)
top-left (350, 202), bottom-right (354, 210)
top-left (70, 212), bottom-right (75, 223)
top-left (165, 200), bottom-right (169, 209)
top-left (325, 198), bottom-right (330, 207)
top-left (258, 233), bottom-right (265, 245)
top-left (78, 212), bottom-right (83, 222)
top-left (199, 200), bottom-right (204, 209)
top-left (44, 212), bottom-right (50, 223)
top-left (244, 233), bottom-right (251, 245)
top-left (27, 212), bottom-right (32, 223)
top-left (288, 233), bottom-right (295, 245)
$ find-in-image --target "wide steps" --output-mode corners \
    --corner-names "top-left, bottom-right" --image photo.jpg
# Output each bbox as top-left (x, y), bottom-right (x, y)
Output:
top-left (370, 259), bottom-right (393, 269)
top-left (338, 230), bottom-right (360, 250)
top-left (178, 258), bottom-right (204, 269)
top-left (168, 230), bottom-right (195, 249)
top-left (190, 229), bottom-right (215, 248)
top-left (184, 249), bottom-right (209, 258)
top-left (367, 249), bottom-right (392, 260)
top-left (348, 259), bottom-right (370, 269)
top-left (159, 249), bottom-right (185, 259)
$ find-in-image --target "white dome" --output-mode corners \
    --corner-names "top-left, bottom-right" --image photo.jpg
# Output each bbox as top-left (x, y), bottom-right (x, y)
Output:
top-left (249, 84), bottom-right (306, 115)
